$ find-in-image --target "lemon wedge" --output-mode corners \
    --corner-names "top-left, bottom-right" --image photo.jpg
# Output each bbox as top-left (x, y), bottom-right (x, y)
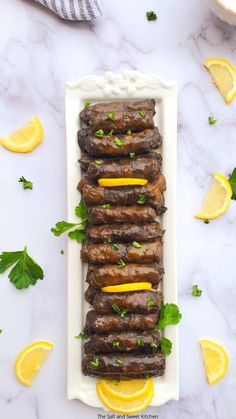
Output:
top-left (98, 378), bottom-right (153, 401)
top-left (15, 341), bottom-right (53, 386)
top-left (97, 379), bottom-right (154, 414)
top-left (204, 58), bottom-right (236, 104)
top-left (98, 178), bottom-right (148, 187)
top-left (101, 282), bottom-right (152, 293)
top-left (195, 173), bottom-right (232, 220)
top-left (200, 340), bottom-right (229, 384)
top-left (0, 115), bottom-right (44, 153)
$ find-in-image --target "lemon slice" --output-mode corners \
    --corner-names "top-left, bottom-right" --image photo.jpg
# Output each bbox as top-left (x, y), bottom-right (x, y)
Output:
top-left (204, 58), bottom-right (236, 104)
top-left (98, 178), bottom-right (148, 187)
top-left (97, 380), bottom-right (154, 414)
top-left (101, 282), bottom-right (152, 293)
top-left (199, 340), bottom-right (229, 384)
top-left (195, 173), bottom-right (232, 220)
top-left (0, 115), bottom-right (44, 153)
top-left (98, 378), bottom-right (153, 401)
top-left (15, 341), bottom-right (53, 386)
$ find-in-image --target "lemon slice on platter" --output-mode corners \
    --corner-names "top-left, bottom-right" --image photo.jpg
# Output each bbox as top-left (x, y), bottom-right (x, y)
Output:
top-left (96, 379), bottom-right (154, 414)
top-left (98, 378), bottom-right (153, 401)
top-left (15, 341), bottom-right (53, 386)
top-left (101, 282), bottom-right (152, 293)
top-left (0, 115), bottom-right (44, 153)
top-left (204, 58), bottom-right (236, 104)
top-left (200, 340), bottom-right (229, 384)
top-left (195, 173), bottom-right (232, 220)
top-left (98, 178), bottom-right (148, 187)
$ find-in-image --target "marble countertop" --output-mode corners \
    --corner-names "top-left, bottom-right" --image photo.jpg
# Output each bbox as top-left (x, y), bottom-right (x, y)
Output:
top-left (1, 0), bottom-right (236, 418)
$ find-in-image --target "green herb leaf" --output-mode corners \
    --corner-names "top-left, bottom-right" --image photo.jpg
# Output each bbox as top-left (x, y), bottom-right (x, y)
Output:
top-left (132, 241), bottom-right (141, 249)
top-left (113, 341), bottom-right (120, 348)
top-left (112, 243), bottom-right (119, 250)
top-left (114, 137), bottom-right (124, 147)
top-left (150, 341), bottom-right (158, 349)
top-left (95, 129), bottom-right (104, 138)
top-left (129, 152), bottom-right (135, 159)
top-left (160, 336), bottom-right (172, 355)
top-left (51, 221), bottom-right (78, 236)
top-left (103, 238), bottom-right (112, 244)
top-left (19, 176), bottom-right (33, 190)
top-left (84, 101), bottom-right (91, 108)
top-left (51, 201), bottom-right (88, 242)
top-left (137, 195), bottom-right (146, 205)
top-left (0, 246), bottom-right (44, 289)
top-left (139, 110), bottom-right (146, 117)
top-left (127, 129), bottom-right (132, 135)
top-left (60, 249), bottom-right (64, 255)
top-left (147, 299), bottom-right (155, 308)
top-left (75, 331), bottom-right (88, 340)
top-left (136, 338), bottom-right (144, 347)
top-left (229, 168), bottom-right (236, 200)
top-left (95, 159), bottom-right (103, 165)
top-left (101, 203), bottom-right (110, 209)
top-left (112, 304), bottom-right (128, 318)
top-left (108, 111), bottom-right (115, 120)
top-left (208, 116), bottom-right (217, 125)
top-left (192, 284), bottom-right (203, 297)
top-left (117, 259), bottom-right (126, 269)
top-left (107, 129), bottom-right (113, 136)
top-left (115, 358), bottom-right (124, 366)
top-left (204, 220), bottom-right (210, 224)
top-left (146, 10), bottom-right (157, 21)
top-left (0, 329), bottom-right (3, 334)
top-left (75, 200), bottom-right (88, 221)
top-left (68, 229), bottom-right (86, 243)
top-left (155, 303), bottom-right (182, 330)
top-left (90, 357), bottom-right (100, 368)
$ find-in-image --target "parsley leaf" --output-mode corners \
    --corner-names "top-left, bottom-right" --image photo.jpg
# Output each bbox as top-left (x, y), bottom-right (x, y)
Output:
top-left (192, 284), bottom-right (202, 297)
top-left (115, 358), bottom-right (124, 365)
top-left (150, 341), bottom-right (158, 349)
top-left (229, 168), bottom-right (236, 200)
top-left (113, 341), bottom-right (120, 348)
top-left (112, 304), bottom-right (128, 318)
top-left (84, 101), bottom-right (91, 108)
top-left (155, 303), bottom-right (182, 330)
top-left (101, 203), bottom-right (110, 209)
top-left (208, 116), bottom-right (217, 125)
top-left (95, 160), bottom-right (103, 165)
top-left (75, 200), bottom-right (88, 220)
top-left (0, 246), bottom-right (44, 289)
top-left (51, 221), bottom-right (78, 236)
top-left (95, 129), bottom-right (104, 138)
top-left (147, 299), bottom-right (155, 308)
top-left (68, 229), bottom-right (86, 243)
top-left (127, 129), bottom-right (132, 135)
top-left (132, 241), bottom-right (141, 249)
top-left (114, 137), bottom-right (124, 147)
top-left (51, 201), bottom-right (88, 243)
top-left (139, 110), bottom-right (146, 117)
top-left (107, 129), bottom-right (113, 136)
top-left (19, 176), bottom-right (33, 190)
top-left (129, 152), bottom-right (135, 159)
top-left (137, 195), bottom-right (146, 205)
top-left (0, 329), bottom-right (3, 334)
top-left (90, 357), bottom-right (99, 368)
top-left (146, 11), bottom-right (157, 21)
top-left (136, 338), bottom-right (144, 347)
top-left (75, 331), bottom-right (88, 340)
top-left (60, 249), bottom-right (64, 255)
top-left (161, 336), bottom-right (172, 355)
top-left (112, 243), bottom-right (119, 250)
top-left (117, 259), bottom-right (126, 269)
top-left (108, 111), bottom-right (115, 120)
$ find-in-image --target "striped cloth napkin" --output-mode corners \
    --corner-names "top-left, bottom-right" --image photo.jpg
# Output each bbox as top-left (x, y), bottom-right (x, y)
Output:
top-left (35, 0), bottom-right (102, 20)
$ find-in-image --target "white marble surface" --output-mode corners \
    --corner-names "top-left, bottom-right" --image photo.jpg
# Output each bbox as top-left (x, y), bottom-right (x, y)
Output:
top-left (0, 0), bottom-right (236, 418)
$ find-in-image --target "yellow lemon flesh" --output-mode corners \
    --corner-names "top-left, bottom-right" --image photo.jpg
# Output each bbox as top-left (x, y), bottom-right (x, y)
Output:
top-left (195, 173), bottom-right (232, 220)
top-left (98, 178), bottom-right (148, 187)
top-left (97, 379), bottom-right (154, 414)
top-left (199, 340), bottom-right (229, 384)
top-left (101, 282), bottom-right (152, 293)
top-left (98, 378), bottom-right (153, 401)
top-left (15, 341), bottom-right (53, 387)
top-left (0, 115), bottom-right (44, 153)
top-left (204, 58), bottom-right (236, 104)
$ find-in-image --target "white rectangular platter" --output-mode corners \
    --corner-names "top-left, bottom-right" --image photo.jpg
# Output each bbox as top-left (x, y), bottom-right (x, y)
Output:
top-left (65, 70), bottom-right (178, 408)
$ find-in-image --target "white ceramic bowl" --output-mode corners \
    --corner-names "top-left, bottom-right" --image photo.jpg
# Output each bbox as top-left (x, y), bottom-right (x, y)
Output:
top-left (210, 0), bottom-right (236, 25)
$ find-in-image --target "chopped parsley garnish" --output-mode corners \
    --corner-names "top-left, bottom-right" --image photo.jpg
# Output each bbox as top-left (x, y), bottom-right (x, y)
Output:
top-left (112, 304), bottom-right (128, 318)
top-left (107, 129), bottom-right (113, 136)
top-left (160, 336), bottom-right (172, 355)
top-left (95, 159), bottom-right (103, 165)
top-left (150, 341), bottom-right (158, 349)
top-left (112, 243), bottom-right (119, 251)
top-left (103, 238), bottom-right (112, 244)
top-left (90, 357), bottom-right (100, 368)
top-left (129, 152), bottom-right (135, 159)
top-left (75, 331), bottom-right (88, 340)
top-left (192, 284), bottom-right (203, 297)
top-left (108, 111), bottom-right (115, 120)
top-left (146, 11), bottom-right (157, 21)
top-left (101, 203), bottom-right (110, 209)
top-left (147, 299), bottom-right (155, 307)
top-left (114, 137), bottom-right (124, 147)
top-left (95, 129), bottom-right (104, 138)
top-left (19, 176), bottom-right (33, 190)
top-left (115, 358), bottom-right (124, 366)
top-left (0, 329), bottom-right (3, 334)
top-left (228, 168), bottom-right (236, 200)
top-left (132, 241), bottom-right (141, 249)
top-left (113, 341), bottom-right (120, 348)
top-left (204, 220), bottom-right (210, 224)
top-left (208, 116), bottom-right (217, 125)
top-left (117, 259), bottom-right (126, 269)
top-left (51, 200), bottom-right (88, 243)
top-left (0, 246), bottom-right (44, 289)
top-left (139, 110), bottom-right (146, 117)
top-left (127, 129), bottom-right (132, 135)
top-left (136, 338), bottom-right (144, 347)
top-left (84, 101), bottom-right (91, 108)
top-left (60, 249), bottom-right (64, 255)
top-left (155, 303), bottom-right (182, 330)
top-left (137, 195), bottom-right (146, 205)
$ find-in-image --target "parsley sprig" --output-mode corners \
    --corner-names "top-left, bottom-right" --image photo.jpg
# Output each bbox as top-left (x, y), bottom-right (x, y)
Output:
top-left (192, 284), bottom-right (202, 297)
top-left (161, 336), bottom-right (172, 355)
top-left (228, 168), bottom-right (236, 200)
top-left (19, 176), bottom-right (33, 190)
top-left (51, 200), bottom-right (88, 243)
top-left (0, 246), bottom-right (44, 289)
top-left (146, 11), bottom-right (157, 21)
top-left (155, 303), bottom-right (182, 330)
top-left (112, 304), bottom-right (128, 318)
